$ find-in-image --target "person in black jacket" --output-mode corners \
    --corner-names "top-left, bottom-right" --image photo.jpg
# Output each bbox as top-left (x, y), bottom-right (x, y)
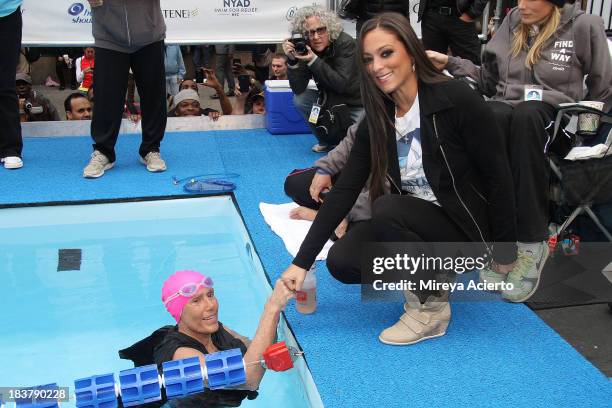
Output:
top-left (281, 12), bottom-right (519, 346)
top-left (418, 0), bottom-right (488, 64)
top-left (354, 0), bottom-right (411, 33)
top-left (283, 5), bottom-right (363, 152)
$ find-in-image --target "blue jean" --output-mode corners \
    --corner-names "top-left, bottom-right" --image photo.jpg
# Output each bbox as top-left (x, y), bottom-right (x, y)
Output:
top-left (293, 89), bottom-right (363, 145)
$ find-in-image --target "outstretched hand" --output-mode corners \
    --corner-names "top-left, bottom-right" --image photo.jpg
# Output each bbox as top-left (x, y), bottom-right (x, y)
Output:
top-left (281, 264), bottom-right (308, 292)
top-left (202, 69), bottom-right (221, 90)
top-left (267, 279), bottom-right (296, 313)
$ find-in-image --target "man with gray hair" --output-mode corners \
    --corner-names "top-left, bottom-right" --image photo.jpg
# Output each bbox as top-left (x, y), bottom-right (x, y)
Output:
top-left (283, 5), bottom-right (363, 152)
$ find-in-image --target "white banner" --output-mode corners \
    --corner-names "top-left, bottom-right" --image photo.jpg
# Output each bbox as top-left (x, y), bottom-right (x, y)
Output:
top-left (21, 0), bottom-right (327, 45)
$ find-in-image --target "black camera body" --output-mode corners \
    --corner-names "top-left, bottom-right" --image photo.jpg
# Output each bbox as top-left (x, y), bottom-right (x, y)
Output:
top-left (290, 33), bottom-right (308, 56)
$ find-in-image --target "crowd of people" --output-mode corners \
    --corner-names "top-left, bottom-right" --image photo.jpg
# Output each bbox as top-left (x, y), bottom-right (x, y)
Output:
top-left (0, 0), bottom-right (611, 401)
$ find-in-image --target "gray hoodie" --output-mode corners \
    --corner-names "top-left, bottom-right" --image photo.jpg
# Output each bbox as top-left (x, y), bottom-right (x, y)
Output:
top-left (447, 3), bottom-right (612, 111)
top-left (91, 0), bottom-right (166, 53)
top-left (314, 112), bottom-right (378, 223)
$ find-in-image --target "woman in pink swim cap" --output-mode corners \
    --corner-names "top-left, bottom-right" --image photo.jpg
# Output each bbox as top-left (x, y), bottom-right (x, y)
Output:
top-left (121, 269), bottom-right (294, 406)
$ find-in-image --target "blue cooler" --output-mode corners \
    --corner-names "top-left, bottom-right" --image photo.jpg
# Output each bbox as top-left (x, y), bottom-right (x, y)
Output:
top-left (264, 80), bottom-right (317, 134)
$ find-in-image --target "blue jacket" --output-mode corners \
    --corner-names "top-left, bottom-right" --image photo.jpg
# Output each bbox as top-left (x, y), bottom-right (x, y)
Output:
top-left (164, 45), bottom-right (186, 78)
top-left (0, 0), bottom-right (22, 17)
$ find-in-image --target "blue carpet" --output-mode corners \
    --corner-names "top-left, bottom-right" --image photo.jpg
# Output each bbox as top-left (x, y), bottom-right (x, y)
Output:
top-left (2, 130), bottom-right (611, 407)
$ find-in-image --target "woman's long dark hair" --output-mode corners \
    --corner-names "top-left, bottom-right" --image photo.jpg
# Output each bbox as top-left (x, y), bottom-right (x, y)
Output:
top-left (357, 12), bottom-right (448, 201)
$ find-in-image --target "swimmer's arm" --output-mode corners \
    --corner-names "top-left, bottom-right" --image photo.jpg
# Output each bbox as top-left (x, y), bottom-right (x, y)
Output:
top-left (240, 279), bottom-right (293, 390)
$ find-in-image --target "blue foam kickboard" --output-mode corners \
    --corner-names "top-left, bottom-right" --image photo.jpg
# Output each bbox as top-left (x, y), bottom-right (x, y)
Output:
top-left (1, 129), bottom-right (611, 407)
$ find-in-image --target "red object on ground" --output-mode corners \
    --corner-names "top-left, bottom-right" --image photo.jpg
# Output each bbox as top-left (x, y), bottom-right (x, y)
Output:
top-left (262, 341), bottom-right (294, 372)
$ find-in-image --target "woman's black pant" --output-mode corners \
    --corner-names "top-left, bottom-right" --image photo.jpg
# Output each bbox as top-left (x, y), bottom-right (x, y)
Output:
top-left (488, 101), bottom-right (560, 243)
top-left (326, 195), bottom-right (470, 300)
top-left (284, 168), bottom-right (338, 210)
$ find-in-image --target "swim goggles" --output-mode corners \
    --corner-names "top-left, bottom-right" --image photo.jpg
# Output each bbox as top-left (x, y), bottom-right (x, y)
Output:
top-left (163, 277), bottom-right (214, 306)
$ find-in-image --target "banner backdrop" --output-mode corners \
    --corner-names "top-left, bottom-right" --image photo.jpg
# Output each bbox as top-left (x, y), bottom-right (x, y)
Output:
top-left (21, 0), bottom-right (327, 45)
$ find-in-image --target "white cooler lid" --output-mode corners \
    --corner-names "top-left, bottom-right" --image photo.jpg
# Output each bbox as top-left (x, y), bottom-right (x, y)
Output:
top-left (265, 79), bottom-right (318, 92)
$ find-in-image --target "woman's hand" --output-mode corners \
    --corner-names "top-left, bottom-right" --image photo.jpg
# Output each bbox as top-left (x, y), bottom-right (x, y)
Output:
top-left (425, 50), bottom-right (449, 71)
top-left (310, 172), bottom-right (332, 203)
top-left (281, 264), bottom-right (308, 291)
top-left (267, 279), bottom-right (295, 313)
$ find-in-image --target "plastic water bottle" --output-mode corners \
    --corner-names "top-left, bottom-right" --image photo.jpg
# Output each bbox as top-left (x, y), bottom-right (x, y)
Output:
top-left (296, 265), bottom-right (317, 314)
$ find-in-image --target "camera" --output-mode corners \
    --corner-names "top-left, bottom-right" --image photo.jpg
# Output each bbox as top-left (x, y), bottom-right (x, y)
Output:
top-left (289, 32), bottom-right (308, 56)
top-left (24, 101), bottom-right (43, 115)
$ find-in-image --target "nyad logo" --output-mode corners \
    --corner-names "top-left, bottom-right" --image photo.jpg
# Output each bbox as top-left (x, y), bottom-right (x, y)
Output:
top-left (67, 3), bottom-right (92, 24)
top-left (215, 0), bottom-right (258, 17)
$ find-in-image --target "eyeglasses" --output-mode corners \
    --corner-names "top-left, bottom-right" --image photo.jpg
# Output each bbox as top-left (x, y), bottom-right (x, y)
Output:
top-left (306, 26), bottom-right (327, 38)
top-left (163, 277), bottom-right (214, 306)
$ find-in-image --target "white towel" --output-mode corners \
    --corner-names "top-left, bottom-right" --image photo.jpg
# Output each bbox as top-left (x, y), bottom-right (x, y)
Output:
top-left (259, 202), bottom-right (333, 260)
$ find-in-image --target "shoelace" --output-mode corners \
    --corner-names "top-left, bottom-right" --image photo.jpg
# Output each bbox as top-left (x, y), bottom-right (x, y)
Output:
top-left (90, 152), bottom-right (108, 165)
top-left (147, 152), bottom-right (162, 161)
top-left (508, 251), bottom-right (536, 281)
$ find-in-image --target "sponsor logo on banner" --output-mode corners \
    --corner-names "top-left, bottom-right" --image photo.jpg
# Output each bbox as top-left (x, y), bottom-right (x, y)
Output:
top-left (215, 0), bottom-right (258, 17)
top-left (163, 8), bottom-right (200, 19)
top-left (286, 6), bottom-right (298, 20)
top-left (67, 2), bottom-right (92, 23)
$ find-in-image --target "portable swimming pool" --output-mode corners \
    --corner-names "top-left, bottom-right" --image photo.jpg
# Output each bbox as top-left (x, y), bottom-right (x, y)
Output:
top-left (0, 196), bottom-right (322, 407)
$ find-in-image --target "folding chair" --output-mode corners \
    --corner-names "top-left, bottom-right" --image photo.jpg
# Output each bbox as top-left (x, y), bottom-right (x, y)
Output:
top-left (549, 104), bottom-right (612, 241)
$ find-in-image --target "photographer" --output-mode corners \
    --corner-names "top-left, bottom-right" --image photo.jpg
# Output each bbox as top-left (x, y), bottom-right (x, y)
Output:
top-left (283, 5), bottom-right (362, 153)
top-left (16, 73), bottom-right (60, 123)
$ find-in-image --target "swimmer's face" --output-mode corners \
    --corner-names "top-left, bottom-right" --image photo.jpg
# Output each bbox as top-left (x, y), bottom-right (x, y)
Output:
top-left (180, 287), bottom-right (219, 334)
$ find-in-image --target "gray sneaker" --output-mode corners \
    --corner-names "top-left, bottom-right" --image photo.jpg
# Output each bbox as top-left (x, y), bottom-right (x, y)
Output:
top-left (83, 150), bottom-right (113, 178)
top-left (140, 151), bottom-right (167, 172)
top-left (479, 265), bottom-right (506, 291)
top-left (502, 242), bottom-right (549, 302)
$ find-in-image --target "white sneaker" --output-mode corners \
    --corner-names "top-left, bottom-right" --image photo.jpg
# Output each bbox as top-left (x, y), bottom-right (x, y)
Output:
top-left (83, 150), bottom-right (113, 178)
top-left (140, 151), bottom-right (167, 172)
top-left (2, 156), bottom-right (23, 169)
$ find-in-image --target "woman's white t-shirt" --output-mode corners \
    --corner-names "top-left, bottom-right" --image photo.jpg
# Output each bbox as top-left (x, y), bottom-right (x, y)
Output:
top-left (395, 94), bottom-right (439, 205)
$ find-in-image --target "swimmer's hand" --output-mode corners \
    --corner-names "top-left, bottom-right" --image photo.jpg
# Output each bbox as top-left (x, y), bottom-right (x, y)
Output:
top-left (281, 264), bottom-right (308, 292)
top-left (267, 279), bottom-right (295, 313)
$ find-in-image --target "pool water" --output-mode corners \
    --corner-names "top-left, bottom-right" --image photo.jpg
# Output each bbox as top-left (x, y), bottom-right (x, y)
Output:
top-left (0, 196), bottom-right (322, 407)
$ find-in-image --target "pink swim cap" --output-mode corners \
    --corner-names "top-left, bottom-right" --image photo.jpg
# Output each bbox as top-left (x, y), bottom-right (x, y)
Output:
top-left (162, 270), bottom-right (213, 323)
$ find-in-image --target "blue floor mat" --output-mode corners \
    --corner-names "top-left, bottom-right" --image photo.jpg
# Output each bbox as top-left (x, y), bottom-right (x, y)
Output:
top-left (1, 130), bottom-right (610, 407)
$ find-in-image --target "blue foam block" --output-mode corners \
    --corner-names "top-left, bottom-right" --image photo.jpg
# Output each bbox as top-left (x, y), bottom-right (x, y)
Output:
top-left (204, 348), bottom-right (246, 390)
top-left (74, 374), bottom-right (117, 408)
top-left (162, 357), bottom-right (204, 399)
top-left (14, 384), bottom-right (60, 408)
top-left (118, 365), bottom-right (161, 407)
